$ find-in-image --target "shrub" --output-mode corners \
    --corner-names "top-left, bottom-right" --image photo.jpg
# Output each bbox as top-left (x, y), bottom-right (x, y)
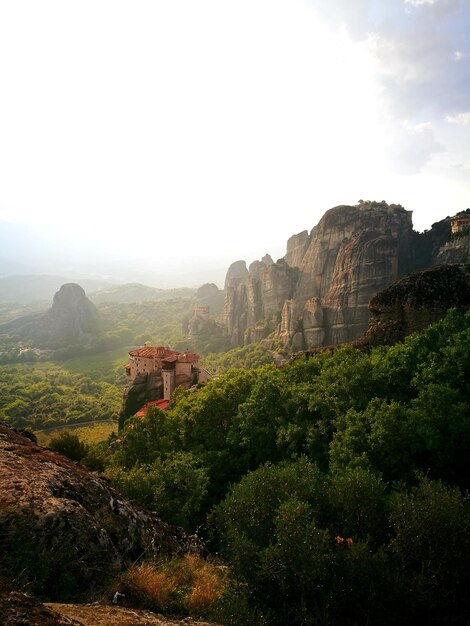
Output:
top-left (48, 431), bottom-right (88, 463)
top-left (119, 555), bottom-right (227, 618)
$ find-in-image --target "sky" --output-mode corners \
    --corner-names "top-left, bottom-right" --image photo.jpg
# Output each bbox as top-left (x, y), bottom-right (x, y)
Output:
top-left (0, 0), bottom-right (469, 285)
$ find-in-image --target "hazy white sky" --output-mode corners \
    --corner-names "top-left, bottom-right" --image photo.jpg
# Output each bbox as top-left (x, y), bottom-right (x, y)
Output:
top-left (0, 0), bottom-right (469, 273)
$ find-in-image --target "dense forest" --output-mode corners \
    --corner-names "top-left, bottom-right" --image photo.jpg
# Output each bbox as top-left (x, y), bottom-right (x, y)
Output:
top-left (1, 297), bottom-right (469, 624)
top-left (89, 308), bottom-right (470, 626)
top-left (0, 361), bottom-right (122, 430)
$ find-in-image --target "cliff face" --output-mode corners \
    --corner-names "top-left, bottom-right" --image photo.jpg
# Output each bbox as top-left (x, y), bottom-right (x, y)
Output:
top-left (47, 283), bottom-right (101, 345)
top-left (436, 233), bottom-right (470, 265)
top-left (0, 283), bottom-right (101, 348)
top-left (119, 371), bottom-right (163, 427)
top-left (223, 203), bottom-right (415, 350)
top-left (222, 258), bottom-right (297, 346)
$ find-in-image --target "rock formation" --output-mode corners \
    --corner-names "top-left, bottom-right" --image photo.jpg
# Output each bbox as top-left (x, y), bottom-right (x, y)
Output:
top-left (359, 264), bottom-right (470, 347)
top-left (47, 283), bottom-right (101, 345)
top-left (0, 421), bottom-right (196, 600)
top-left (436, 233), bottom-right (470, 264)
top-left (0, 283), bottom-right (101, 348)
top-left (119, 370), bottom-right (164, 427)
top-left (222, 202), bottom-right (416, 350)
top-left (222, 257), bottom-right (297, 347)
top-left (0, 580), bottom-right (82, 626)
top-left (187, 283), bottom-right (225, 341)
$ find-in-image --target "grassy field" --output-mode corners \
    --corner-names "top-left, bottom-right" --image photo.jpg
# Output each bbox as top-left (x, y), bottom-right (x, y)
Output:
top-left (35, 420), bottom-right (118, 446)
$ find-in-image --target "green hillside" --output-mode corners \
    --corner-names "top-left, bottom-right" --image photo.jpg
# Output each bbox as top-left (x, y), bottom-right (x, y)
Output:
top-left (105, 308), bottom-right (470, 626)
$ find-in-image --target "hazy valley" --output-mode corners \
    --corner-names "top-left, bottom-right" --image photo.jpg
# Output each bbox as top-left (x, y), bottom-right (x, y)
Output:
top-left (1, 201), bottom-right (470, 625)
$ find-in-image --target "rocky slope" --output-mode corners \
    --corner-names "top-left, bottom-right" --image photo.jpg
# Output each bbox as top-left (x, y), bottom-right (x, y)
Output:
top-left (0, 580), bottom-right (81, 626)
top-left (0, 422), bottom-right (197, 601)
top-left (223, 202), bottom-right (416, 350)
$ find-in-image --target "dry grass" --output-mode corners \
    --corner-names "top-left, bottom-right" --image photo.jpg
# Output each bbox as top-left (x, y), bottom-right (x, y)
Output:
top-left (121, 555), bottom-right (227, 618)
top-left (36, 421), bottom-right (117, 446)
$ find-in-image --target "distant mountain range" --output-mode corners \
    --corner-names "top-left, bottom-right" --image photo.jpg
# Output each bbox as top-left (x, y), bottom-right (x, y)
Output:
top-left (0, 274), bottom-right (116, 304)
top-left (0, 275), bottom-right (199, 305)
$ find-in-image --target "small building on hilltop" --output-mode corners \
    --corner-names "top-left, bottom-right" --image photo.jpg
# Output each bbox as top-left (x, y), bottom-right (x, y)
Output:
top-left (451, 217), bottom-right (470, 235)
top-left (124, 345), bottom-right (212, 404)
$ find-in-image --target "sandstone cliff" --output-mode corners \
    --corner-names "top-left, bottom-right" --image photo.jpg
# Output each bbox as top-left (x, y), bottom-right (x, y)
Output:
top-left (47, 283), bottom-right (101, 345)
top-left (119, 370), bottom-right (163, 427)
top-left (222, 202), bottom-right (415, 350)
top-left (436, 233), bottom-right (470, 264)
top-left (0, 283), bottom-right (101, 348)
top-left (222, 257), bottom-right (298, 346)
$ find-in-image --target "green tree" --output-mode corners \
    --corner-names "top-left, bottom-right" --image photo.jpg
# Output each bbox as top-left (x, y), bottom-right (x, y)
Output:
top-left (48, 431), bottom-right (89, 463)
top-left (388, 479), bottom-right (470, 625)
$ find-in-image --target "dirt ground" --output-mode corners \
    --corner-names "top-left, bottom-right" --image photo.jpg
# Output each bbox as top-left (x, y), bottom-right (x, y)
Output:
top-left (47, 603), bottom-right (219, 626)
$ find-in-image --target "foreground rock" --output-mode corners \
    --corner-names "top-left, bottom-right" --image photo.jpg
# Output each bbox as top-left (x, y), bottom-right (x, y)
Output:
top-left (47, 604), bottom-right (219, 626)
top-left (0, 580), bottom-right (81, 625)
top-left (0, 422), bottom-right (197, 600)
top-left (0, 584), bottom-right (220, 626)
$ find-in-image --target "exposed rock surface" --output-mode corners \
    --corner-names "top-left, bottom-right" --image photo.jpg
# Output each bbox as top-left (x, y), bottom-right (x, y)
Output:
top-left (359, 264), bottom-right (470, 347)
top-left (223, 202), bottom-right (416, 350)
top-left (222, 258), bottom-right (297, 346)
top-left (285, 230), bottom-right (310, 268)
top-left (0, 283), bottom-right (101, 348)
top-left (0, 583), bottom-right (220, 626)
top-left (119, 372), bottom-right (164, 426)
top-left (436, 233), bottom-right (470, 264)
top-left (47, 283), bottom-right (101, 345)
top-left (47, 603), bottom-right (219, 626)
top-left (187, 283), bottom-right (225, 341)
top-left (0, 422), bottom-right (197, 600)
top-left (0, 580), bottom-right (81, 625)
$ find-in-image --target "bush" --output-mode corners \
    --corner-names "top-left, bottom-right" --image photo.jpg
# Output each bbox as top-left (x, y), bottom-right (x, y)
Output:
top-left (119, 555), bottom-right (227, 618)
top-left (48, 431), bottom-right (88, 463)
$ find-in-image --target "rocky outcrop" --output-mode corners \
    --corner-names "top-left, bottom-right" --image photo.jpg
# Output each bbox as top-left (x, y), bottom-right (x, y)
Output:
top-left (47, 283), bottom-right (101, 345)
top-left (285, 230), bottom-right (309, 268)
top-left (119, 371), bottom-right (163, 427)
top-left (359, 264), bottom-right (470, 347)
top-left (0, 283), bottom-right (101, 348)
top-left (436, 233), bottom-right (470, 265)
top-left (0, 422), bottom-right (195, 600)
top-left (0, 581), bottom-right (82, 625)
top-left (187, 283), bottom-right (225, 341)
top-left (223, 202), bottom-right (415, 350)
top-left (194, 283), bottom-right (225, 317)
top-left (222, 258), bottom-right (297, 346)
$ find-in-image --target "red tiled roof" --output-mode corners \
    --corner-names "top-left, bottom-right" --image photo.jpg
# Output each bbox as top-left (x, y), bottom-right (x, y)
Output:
top-left (452, 217), bottom-right (470, 223)
top-left (135, 399), bottom-right (170, 417)
top-left (178, 352), bottom-right (199, 363)
top-left (128, 346), bottom-right (199, 366)
top-left (129, 346), bottom-right (180, 359)
top-left (124, 363), bottom-right (131, 369)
